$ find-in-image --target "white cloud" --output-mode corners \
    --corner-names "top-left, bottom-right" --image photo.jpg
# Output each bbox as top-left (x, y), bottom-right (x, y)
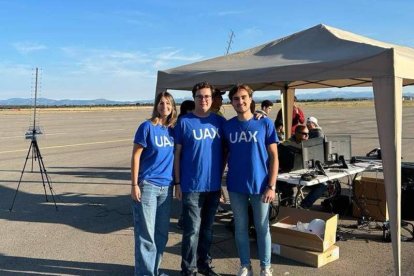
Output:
top-left (153, 49), bottom-right (203, 70)
top-left (12, 42), bottom-right (47, 54)
top-left (0, 46), bottom-right (204, 100)
top-left (60, 46), bottom-right (203, 75)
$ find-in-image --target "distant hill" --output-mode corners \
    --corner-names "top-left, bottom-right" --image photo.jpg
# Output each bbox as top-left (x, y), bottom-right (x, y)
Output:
top-left (0, 98), bottom-right (137, 106)
top-left (1, 91), bottom-right (413, 106)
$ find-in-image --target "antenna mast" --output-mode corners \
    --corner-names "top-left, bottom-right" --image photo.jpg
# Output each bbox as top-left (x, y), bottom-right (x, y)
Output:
top-left (225, 30), bottom-right (235, 55)
top-left (26, 67), bottom-right (42, 140)
top-left (33, 67), bottom-right (39, 133)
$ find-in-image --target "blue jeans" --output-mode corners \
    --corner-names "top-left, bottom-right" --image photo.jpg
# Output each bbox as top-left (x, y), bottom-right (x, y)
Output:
top-left (229, 192), bottom-right (271, 269)
top-left (301, 183), bottom-right (327, 208)
top-left (132, 180), bottom-right (173, 276)
top-left (181, 191), bottom-right (221, 274)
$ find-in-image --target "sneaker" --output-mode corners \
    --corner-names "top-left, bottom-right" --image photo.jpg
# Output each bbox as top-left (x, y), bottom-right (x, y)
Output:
top-left (260, 267), bottom-right (273, 276)
top-left (237, 265), bottom-right (253, 276)
top-left (197, 265), bottom-right (221, 276)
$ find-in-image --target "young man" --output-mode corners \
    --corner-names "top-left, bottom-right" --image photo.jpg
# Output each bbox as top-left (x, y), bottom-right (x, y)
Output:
top-left (306, 116), bottom-right (324, 139)
top-left (256, 100), bottom-right (273, 116)
top-left (223, 84), bottom-right (279, 276)
top-left (174, 82), bottom-right (226, 276)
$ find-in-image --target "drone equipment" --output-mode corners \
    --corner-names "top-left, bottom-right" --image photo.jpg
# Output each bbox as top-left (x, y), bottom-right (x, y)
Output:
top-left (9, 68), bottom-right (58, 211)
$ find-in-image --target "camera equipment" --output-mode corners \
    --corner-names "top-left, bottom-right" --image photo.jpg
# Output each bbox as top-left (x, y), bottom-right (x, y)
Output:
top-left (9, 68), bottom-right (58, 211)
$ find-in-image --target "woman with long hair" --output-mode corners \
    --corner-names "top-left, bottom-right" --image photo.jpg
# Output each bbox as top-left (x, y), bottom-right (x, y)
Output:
top-left (131, 91), bottom-right (177, 276)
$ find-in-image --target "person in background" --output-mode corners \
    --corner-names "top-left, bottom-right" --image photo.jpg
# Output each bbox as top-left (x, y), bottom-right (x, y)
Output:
top-left (179, 100), bottom-right (196, 118)
top-left (276, 96), bottom-right (305, 135)
top-left (274, 119), bottom-right (284, 142)
top-left (306, 116), bottom-right (324, 139)
top-left (223, 84), bottom-right (278, 276)
top-left (174, 82), bottom-right (226, 276)
top-left (176, 100), bottom-right (195, 229)
top-left (210, 88), bottom-right (225, 116)
top-left (250, 100), bottom-right (256, 114)
top-left (131, 91), bottom-right (178, 276)
top-left (277, 125), bottom-right (327, 208)
top-left (256, 100), bottom-right (273, 116)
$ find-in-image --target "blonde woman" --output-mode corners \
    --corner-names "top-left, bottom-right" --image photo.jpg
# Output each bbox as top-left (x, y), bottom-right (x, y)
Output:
top-left (131, 91), bottom-right (177, 276)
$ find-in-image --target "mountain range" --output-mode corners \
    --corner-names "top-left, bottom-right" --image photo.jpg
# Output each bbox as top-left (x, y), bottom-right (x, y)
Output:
top-left (1, 91), bottom-right (413, 106)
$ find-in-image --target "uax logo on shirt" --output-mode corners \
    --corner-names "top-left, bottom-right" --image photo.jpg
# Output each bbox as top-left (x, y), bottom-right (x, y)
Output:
top-left (229, 131), bottom-right (258, 143)
top-left (192, 128), bottom-right (221, 140)
top-left (155, 135), bottom-right (173, 147)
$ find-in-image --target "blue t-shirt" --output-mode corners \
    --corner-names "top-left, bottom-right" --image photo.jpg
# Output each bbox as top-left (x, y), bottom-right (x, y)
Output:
top-left (174, 112), bottom-right (226, 192)
top-left (223, 117), bottom-right (278, 194)
top-left (133, 120), bottom-right (174, 186)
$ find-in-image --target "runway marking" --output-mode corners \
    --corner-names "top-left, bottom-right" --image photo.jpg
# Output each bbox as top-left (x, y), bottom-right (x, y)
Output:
top-left (0, 139), bottom-right (131, 154)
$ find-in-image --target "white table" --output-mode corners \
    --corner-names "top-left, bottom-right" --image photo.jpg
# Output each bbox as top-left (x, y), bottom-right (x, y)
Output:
top-left (277, 164), bottom-right (366, 187)
top-left (276, 162), bottom-right (383, 208)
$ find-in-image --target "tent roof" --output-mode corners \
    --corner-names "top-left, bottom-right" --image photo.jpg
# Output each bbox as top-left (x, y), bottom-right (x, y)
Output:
top-left (156, 24), bottom-right (414, 92)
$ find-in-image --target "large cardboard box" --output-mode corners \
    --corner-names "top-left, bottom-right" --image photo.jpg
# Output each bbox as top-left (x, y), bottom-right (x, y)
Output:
top-left (352, 177), bottom-right (389, 221)
top-left (270, 207), bottom-right (338, 252)
top-left (272, 243), bottom-right (339, 268)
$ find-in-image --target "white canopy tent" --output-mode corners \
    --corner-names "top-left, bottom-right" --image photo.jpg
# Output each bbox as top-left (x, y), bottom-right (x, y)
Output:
top-left (155, 24), bottom-right (414, 275)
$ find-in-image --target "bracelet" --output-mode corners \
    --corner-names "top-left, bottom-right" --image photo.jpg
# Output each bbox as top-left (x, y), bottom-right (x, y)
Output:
top-left (174, 182), bottom-right (180, 186)
top-left (267, 185), bottom-right (276, 191)
top-left (131, 184), bottom-right (138, 187)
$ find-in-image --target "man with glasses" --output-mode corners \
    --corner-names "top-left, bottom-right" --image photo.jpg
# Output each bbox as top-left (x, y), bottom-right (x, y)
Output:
top-left (174, 82), bottom-right (226, 276)
top-left (278, 125), bottom-right (327, 208)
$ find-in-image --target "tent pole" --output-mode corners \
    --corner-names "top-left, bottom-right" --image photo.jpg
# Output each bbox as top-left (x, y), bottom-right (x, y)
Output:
top-left (373, 76), bottom-right (402, 276)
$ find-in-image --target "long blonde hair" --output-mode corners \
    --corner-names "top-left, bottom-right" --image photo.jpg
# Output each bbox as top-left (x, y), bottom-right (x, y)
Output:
top-left (150, 91), bottom-right (177, 127)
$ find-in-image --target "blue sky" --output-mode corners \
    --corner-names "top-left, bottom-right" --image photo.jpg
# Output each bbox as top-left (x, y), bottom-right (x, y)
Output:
top-left (1, 0), bottom-right (414, 101)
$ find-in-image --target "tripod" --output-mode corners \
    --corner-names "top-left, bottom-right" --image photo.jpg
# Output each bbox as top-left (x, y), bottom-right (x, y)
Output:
top-left (9, 134), bottom-right (58, 211)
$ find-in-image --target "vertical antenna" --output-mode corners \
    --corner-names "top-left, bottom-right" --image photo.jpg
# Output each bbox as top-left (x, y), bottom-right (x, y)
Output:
top-left (33, 67), bottom-right (39, 132)
top-left (225, 30), bottom-right (235, 55)
top-left (26, 67), bottom-right (42, 140)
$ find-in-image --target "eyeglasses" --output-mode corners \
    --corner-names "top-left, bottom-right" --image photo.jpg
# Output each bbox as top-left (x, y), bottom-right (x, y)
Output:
top-left (300, 132), bottom-right (309, 136)
top-left (195, 95), bottom-right (212, 100)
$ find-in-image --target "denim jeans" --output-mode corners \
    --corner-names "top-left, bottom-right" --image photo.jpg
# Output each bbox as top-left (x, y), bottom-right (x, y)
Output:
top-left (229, 192), bottom-right (271, 269)
top-left (181, 191), bottom-right (221, 274)
top-left (301, 183), bottom-right (327, 208)
top-left (132, 180), bottom-right (173, 276)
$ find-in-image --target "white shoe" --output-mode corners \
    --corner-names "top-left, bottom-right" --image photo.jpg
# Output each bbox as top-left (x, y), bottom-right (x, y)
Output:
top-left (260, 267), bottom-right (273, 276)
top-left (237, 265), bottom-right (253, 276)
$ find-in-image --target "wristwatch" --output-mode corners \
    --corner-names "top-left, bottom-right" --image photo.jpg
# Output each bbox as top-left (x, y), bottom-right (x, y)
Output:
top-left (267, 184), bottom-right (276, 191)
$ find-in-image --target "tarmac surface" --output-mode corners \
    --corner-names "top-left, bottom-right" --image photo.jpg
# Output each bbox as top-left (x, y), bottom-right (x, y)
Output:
top-left (1, 103), bottom-right (413, 275)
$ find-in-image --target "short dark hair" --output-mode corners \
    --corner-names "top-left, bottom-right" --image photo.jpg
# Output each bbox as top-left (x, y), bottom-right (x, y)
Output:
top-left (261, 100), bottom-right (273, 109)
top-left (228, 84), bottom-right (253, 101)
top-left (192, 81), bottom-right (214, 98)
top-left (275, 119), bottom-right (283, 129)
top-left (295, 124), bottom-right (307, 134)
top-left (179, 100), bottom-right (195, 117)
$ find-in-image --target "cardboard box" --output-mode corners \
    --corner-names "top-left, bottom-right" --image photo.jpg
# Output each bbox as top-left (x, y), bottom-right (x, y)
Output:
top-left (270, 207), bottom-right (338, 252)
top-left (272, 243), bottom-right (339, 268)
top-left (352, 177), bottom-right (389, 221)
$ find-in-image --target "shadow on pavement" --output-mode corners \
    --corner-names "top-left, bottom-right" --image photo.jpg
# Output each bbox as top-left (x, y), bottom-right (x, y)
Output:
top-left (0, 253), bottom-right (133, 276)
